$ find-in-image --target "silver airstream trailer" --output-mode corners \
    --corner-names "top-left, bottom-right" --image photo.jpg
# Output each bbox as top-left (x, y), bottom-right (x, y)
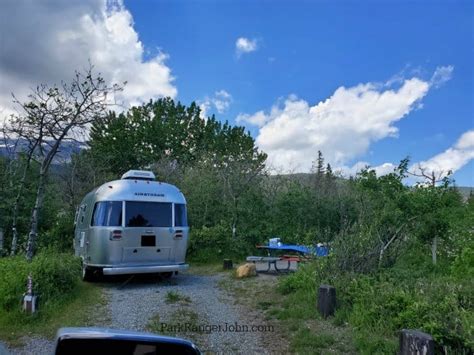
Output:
top-left (74, 170), bottom-right (189, 281)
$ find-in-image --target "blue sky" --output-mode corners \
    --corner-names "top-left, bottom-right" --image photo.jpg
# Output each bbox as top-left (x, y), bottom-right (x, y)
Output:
top-left (123, 0), bottom-right (473, 184)
top-left (1, 0), bottom-right (472, 184)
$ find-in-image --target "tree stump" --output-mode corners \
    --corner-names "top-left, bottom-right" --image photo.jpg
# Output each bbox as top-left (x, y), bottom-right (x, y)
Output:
top-left (223, 259), bottom-right (233, 270)
top-left (399, 329), bottom-right (435, 355)
top-left (317, 284), bottom-right (336, 318)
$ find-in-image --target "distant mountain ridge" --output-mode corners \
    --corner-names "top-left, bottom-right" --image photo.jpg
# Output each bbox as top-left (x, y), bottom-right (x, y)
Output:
top-left (2, 139), bottom-right (472, 198)
top-left (272, 172), bottom-right (473, 199)
top-left (0, 138), bottom-right (86, 162)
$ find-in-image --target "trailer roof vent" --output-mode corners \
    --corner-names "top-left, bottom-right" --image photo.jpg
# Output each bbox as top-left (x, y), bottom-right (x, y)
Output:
top-left (121, 170), bottom-right (156, 181)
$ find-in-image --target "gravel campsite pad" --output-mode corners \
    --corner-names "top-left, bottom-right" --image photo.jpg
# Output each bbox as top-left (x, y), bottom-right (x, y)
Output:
top-left (3, 269), bottom-right (287, 354)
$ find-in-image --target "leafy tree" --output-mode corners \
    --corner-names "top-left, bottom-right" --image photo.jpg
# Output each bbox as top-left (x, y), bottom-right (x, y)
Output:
top-left (5, 66), bottom-right (122, 260)
top-left (407, 164), bottom-right (461, 265)
top-left (407, 184), bottom-right (463, 265)
top-left (89, 98), bottom-right (267, 238)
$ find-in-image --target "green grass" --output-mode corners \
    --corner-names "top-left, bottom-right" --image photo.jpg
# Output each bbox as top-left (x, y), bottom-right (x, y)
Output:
top-left (165, 291), bottom-right (191, 304)
top-left (188, 261), bottom-right (237, 275)
top-left (217, 270), bottom-right (355, 354)
top-left (0, 282), bottom-right (106, 347)
top-left (291, 328), bottom-right (335, 354)
top-left (257, 301), bottom-right (273, 310)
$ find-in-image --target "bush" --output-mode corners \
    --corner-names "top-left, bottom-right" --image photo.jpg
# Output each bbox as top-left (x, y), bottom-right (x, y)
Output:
top-left (277, 254), bottom-right (474, 353)
top-left (0, 256), bottom-right (29, 311)
top-left (30, 250), bottom-right (81, 305)
top-left (0, 251), bottom-right (81, 313)
top-left (451, 245), bottom-right (474, 280)
top-left (38, 213), bottom-right (75, 253)
top-left (187, 222), bottom-right (256, 262)
top-left (278, 261), bottom-right (318, 295)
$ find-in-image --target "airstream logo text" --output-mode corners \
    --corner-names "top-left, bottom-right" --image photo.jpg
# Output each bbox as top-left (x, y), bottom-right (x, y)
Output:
top-left (134, 192), bottom-right (165, 197)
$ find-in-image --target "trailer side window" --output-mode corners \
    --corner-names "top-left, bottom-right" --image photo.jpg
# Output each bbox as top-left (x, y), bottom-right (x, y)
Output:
top-left (125, 202), bottom-right (172, 227)
top-left (91, 201), bottom-right (122, 227)
top-left (175, 204), bottom-right (188, 227)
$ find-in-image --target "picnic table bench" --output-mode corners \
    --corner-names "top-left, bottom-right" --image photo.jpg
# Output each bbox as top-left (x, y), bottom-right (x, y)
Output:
top-left (246, 243), bottom-right (328, 273)
top-left (246, 256), bottom-right (293, 272)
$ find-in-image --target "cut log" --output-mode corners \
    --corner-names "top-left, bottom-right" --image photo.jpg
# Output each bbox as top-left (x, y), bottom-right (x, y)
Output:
top-left (317, 284), bottom-right (336, 318)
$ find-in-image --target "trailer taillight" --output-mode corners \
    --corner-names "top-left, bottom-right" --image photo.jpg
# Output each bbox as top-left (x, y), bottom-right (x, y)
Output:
top-left (110, 230), bottom-right (122, 240)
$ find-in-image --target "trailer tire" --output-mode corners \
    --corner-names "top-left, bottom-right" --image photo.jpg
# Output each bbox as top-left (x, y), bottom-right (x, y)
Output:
top-left (161, 272), bottom-right (173, 279)
top-left (81, 262), bottom-right (94, 282)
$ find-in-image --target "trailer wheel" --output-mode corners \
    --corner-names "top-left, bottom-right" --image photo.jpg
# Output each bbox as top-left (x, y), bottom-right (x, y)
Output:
top-left (81, 262), bottom-right (94, 282)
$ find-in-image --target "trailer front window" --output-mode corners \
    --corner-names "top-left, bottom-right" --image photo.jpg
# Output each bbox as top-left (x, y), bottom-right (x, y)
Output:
top-left (125, 202), bottom-right (172, 227)
top-left (91, 201), bottom-right (122, 227)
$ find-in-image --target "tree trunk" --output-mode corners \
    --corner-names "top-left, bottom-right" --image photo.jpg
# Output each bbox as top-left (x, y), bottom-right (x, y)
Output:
top-left (232, 221), bottom-right (237, 239)
top-left (431, 236), bottom-right (437, 265)
top-left (10, 228), bottom-right (18, 256)
top-left (10, 157), bottom-right (32, 255)
top-left (25, 166), bottom-right (46, 261)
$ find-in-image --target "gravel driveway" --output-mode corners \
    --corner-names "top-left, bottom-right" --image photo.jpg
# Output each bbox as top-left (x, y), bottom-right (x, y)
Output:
top-left (3, 268), bottom-right (287, 354)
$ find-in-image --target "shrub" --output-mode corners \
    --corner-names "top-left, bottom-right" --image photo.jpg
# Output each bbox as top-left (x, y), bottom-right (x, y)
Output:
top-left (278, 261), bottom-right (318, 295)
top-left (38, 213), bottom-right (75, 253)
top-left (30, 250), bottom-right (81, 305)
top-left (187, 222), bottom-right (255, 262)
top-left (277, 254), bottom-right (474, 353)
top-left (0, 256), bottom-right (29, 311)
top-left (0, 251), bottom-right (81, 313)
top-left (451, 245), bottom-right (474, 280)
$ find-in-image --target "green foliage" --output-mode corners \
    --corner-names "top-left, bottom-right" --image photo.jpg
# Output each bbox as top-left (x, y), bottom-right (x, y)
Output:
top-left (272, 164), bottom-right (472, 352)
top-left (38, 213), bottom-right (75, 252)
top-left (451, 244), bottom-right (474, 279)
top-left (278, 262), bottom-right (319, 295)
top-left (278, 249), bottom-right (474, 353)
top-left (282, 171), bottom-right (470, 349)
top-left (30, 250), bottom-right (81, 304)
top-left (187, 222), bottom-right (252, 262)
top-left (408, 185), bottom-right (464, 244)
top-left (291, 328), bottom-right (335, 354)
top-left (0, 156), bottom-right (41, 253)
top-left (88, 98), bottom-right (266, 175)
top-left (2, 94), bottom-right (473, 353)
top-left (165, 291), bottom-right (191, 304)
top-left (0, 256), bottom-right (29, 311)
top-left (0, 251), bottom-right (80, 312)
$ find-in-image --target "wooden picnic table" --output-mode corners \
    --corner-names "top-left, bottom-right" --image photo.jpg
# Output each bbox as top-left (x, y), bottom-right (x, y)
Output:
top-left (246, 256), bottom-right (292, 272)
top-left (246, 243), bottom-right (322, 273)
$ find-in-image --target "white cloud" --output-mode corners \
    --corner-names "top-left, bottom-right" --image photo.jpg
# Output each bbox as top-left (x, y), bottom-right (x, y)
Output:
top-left (373, 162), bottom-right (398, 176)
top-left (213, 90), bottom-right (233, 113)
top-left (235, 37), bottom-right (258, 57)
top-left (0, 0), bottom-right (176, 117)
top-left (199, 90), bottom-right (233, 119)
top-left (336, 162), bottom-right (396, 178)
top-left (430, 65), bottom-right (454, 88)
top-left (237, 67), bottom-right (454, 173)
top-left (199, 101), bottom-right (212, 120)
top-left (455, 130), bottom-right (474, 150)
top-left (246, 76), bottom-right (434, 172)
top-left (236, 111), bottom-right (267, 127)
top-left (340, 130), bottom-right (474, 183)
top-left (412, 130), bottom-right (474, 176)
